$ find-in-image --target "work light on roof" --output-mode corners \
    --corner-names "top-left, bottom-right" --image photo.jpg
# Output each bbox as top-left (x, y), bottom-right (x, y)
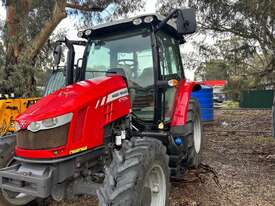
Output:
top-left (84, 29), bottom-right (92, 36)
top-left (133, 18), bottom-right (142, 25)
top-left (144, 16), bottom-right (154, 23)
top-left (77, 31), bottom-right (84, 38)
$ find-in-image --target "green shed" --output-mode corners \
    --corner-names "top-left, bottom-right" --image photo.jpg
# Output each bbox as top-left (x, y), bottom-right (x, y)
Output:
top-left (240, 90), bottom-right (274, 108)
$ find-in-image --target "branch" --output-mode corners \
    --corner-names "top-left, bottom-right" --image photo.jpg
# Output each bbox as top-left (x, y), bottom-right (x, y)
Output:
top-left (199, 23), bottom-right (272, 63)
top-left (19, 0), bottom-right (67, 62)
top-left (65, 2), bottom-right (104, 12)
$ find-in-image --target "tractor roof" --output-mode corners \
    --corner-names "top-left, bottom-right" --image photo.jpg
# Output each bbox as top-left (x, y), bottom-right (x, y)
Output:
top-left (80, 14), bottom-right (181, 39)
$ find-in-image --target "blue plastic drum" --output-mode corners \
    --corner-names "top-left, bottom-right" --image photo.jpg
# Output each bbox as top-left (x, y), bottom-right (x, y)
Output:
top-left (191, 86), bottom-right (214, 122)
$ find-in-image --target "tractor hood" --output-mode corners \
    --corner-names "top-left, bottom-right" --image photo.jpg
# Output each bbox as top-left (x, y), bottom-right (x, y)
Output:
top-left (17, 75), bottom-right (127, 128)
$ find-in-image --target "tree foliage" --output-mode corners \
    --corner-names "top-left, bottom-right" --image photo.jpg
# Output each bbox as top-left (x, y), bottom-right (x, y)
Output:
top-left (196, 36), bottom-right (274, 100)
top-left (193, 0), bottom-right (274, 74)
top-left (158, 0), bottom-right (275, 91)
top-left (0, 0), bottom-right (144, 97)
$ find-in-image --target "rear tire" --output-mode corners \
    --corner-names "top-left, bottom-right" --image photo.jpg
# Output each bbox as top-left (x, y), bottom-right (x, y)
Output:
top-left (98, 137), bottom-right (170, 206)
top-left (184, 99), bottom-right (204, 168)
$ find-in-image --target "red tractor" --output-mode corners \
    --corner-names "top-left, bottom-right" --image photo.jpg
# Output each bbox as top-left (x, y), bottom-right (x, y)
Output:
top-left (0, 8), bottom-right (203, 206)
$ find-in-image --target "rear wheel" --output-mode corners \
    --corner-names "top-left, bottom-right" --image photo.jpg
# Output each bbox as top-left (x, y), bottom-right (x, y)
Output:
top-left (98, 137), bottom-right (170, 206)
top-left (184, 99), bottom-right (204, 168)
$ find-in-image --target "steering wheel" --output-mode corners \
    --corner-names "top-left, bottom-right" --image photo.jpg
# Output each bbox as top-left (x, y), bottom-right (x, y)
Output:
top-left (117, 59), bottom-right (136, 69)
top-left (117, 59), bottom-right (138, 79)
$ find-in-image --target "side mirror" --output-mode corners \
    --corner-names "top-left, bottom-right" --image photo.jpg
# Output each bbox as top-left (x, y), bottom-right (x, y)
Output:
top-left (76, 58), bottom-right (83, 69)
top-left (177, 8), bottom-right (197, 35)
top-left (75, 58), bottom-right (83, 81)
top-left (53, 45), bottom-right (62, 66)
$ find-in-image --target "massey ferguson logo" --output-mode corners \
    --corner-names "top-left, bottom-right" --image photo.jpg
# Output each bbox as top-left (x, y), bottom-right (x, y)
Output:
top-left (18, 120), bottom-right (30, 129)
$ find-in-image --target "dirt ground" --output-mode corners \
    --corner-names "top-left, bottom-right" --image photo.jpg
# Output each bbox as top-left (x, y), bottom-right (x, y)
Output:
top-left (51, 109), bottom-right (275, 206)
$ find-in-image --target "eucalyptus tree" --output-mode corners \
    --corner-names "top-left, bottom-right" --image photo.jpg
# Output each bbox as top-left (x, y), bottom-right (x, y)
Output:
top-left (159, 0), bottom-right (275, 87)
top-left (1, 0), bottom-right (144, 96)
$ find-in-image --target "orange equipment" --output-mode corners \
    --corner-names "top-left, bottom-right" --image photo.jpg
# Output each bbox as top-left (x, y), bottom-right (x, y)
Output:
top-left (0, 97), bottom-right (39, 136)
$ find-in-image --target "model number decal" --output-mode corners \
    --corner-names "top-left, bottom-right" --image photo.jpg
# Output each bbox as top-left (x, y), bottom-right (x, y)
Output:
top-left (69, 146), bottom-right (88, 154)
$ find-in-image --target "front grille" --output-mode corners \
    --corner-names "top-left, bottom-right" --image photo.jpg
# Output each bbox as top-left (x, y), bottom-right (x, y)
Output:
top-left (16, 124), bottom-right (70, 150)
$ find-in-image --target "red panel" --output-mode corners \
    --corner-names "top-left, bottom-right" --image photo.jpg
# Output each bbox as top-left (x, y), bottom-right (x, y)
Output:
top-left (16, 146), bottom-right (68, 159)
top-left (171, 80), bottom-right (201, 126)
top-left (72, 107), bottom-right (87, 143)
top-left (203, 80), bottom-right (227, 87)
top-left (16, 75), bottom-right (131, 159)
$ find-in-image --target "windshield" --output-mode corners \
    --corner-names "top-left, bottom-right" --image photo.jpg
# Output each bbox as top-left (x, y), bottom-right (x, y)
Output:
top-left (85, 33), bottom-right (155, 121)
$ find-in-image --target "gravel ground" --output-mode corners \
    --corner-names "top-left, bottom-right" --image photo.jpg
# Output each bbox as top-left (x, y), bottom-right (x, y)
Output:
top-left (50, 109), bottom-right (275, 206)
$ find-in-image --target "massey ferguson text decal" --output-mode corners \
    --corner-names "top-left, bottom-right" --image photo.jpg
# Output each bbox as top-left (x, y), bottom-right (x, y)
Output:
top-left (95, 88), bottom-right (129, 108)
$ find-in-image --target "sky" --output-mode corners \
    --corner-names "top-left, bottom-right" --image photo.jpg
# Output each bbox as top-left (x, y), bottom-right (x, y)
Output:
top-left (0, 0), bottom-right (198, 79)
top-left (54, 0), bottom-right (159, 41)
top-left (0, 4), bottom-right (5, 20)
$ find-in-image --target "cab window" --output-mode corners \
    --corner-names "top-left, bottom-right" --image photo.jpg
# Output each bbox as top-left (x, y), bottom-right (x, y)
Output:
top-left (85, 33), bottom-right (155, 121)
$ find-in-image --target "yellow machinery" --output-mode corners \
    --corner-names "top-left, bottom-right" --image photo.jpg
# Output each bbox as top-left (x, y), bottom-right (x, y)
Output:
top-left (0, 97), bottom-right (40, 136)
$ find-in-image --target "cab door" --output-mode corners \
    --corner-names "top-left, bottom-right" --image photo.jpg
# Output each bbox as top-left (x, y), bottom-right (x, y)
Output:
top-left (157, 32), bottom-right (184, 122)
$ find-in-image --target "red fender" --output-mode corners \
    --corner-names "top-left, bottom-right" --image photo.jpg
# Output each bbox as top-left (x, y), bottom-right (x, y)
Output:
top-left (171, 80), bottom-right (201, 126)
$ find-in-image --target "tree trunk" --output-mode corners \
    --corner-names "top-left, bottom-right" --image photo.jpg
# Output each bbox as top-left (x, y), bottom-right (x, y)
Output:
top-left (2, 0), bottom-right (103, 97)
top-left (5, 0), bottom-right (31, 64)
top-left (3, 0), bottom-right (32, 96)
top-left (20, 0), bottom-right (67, 62)
top-left (3, 0), bottom-right (67, 97)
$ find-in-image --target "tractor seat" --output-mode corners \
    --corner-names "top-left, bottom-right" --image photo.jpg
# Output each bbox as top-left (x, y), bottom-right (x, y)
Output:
top-left (107, 67), bottom-right (127, 79)
top-left (136, 67), bottom-right (154, 88)
top-left (132, 67), bottom-right (154, 110)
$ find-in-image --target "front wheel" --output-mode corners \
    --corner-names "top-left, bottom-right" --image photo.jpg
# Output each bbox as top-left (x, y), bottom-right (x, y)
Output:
top-left (98, 137), bottom-right (170, 206)
top-left (184, 98), bottom-right (204, 168)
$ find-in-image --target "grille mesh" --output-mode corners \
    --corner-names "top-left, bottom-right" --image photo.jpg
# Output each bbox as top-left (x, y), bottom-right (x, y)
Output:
top-left (16, 124), bottom-right (69, 150)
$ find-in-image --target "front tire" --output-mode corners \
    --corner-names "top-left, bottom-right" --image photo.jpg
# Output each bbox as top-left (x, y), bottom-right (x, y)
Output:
top-left (98, 137), bottom-right (170, 206)
top-left (184, 99), bottom-right (204, 168)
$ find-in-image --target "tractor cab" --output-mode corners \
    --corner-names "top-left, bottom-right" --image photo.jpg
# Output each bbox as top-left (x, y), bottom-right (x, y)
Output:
top-left (84, 30), bottom-right (157, 123)
top-left (51, 9), bottom-right (197, 130)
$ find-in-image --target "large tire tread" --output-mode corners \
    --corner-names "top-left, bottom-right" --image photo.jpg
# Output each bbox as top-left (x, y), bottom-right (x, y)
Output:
top-left (184, 98), bottom-right (204, 168)
top-left (98, 137), bottom-right (170, 206)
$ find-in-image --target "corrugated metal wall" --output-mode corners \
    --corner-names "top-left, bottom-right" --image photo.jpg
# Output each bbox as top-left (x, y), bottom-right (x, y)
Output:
top-left (240, 90), bottom-right (274, 108)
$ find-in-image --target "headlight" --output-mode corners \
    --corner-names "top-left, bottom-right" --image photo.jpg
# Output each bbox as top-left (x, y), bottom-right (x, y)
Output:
top-left (27, 113), bottom-right (73, 132)
top-left (42, 117), bottom-right (57, 127)
top-left (28, 122), bottom-right (41, 132)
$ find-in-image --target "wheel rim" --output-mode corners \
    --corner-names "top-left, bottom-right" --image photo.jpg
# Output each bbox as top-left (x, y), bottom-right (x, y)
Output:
top-left (2, 190), bottom-right (34, 206)
top-left (144, 164), bottom-right (166, 206)
top-left (2, 161), bottom-right (35, 205)
top-left (194, 113), bottom-right (202, 153)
